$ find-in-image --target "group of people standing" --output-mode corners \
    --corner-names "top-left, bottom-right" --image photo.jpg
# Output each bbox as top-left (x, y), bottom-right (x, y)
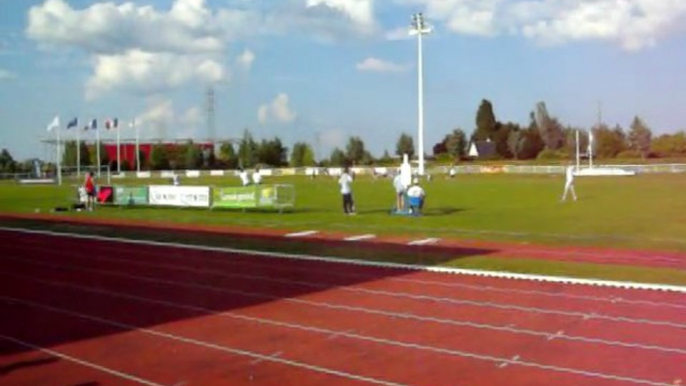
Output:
top-left (336, 167), bottom-right (426, 216)
top-left (239, 167), bottom-right (263, 186)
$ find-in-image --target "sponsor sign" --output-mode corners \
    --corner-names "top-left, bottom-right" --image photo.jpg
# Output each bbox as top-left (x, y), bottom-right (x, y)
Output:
top-left (213, 186), bottom-right (277, 209)
top-left (114, 186), bottom-right (149, 206)
top-left (149, 185), bottom-right (211, 208)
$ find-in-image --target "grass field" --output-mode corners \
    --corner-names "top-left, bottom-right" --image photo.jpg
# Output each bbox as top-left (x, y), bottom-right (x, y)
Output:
top-left (1, 172), bottom-right (685, 252)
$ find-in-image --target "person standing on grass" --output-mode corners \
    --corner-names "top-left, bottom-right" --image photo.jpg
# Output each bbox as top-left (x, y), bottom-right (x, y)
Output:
top-left (561, 165), bottom-right (577, 202)
top-left (338, 167), bottom-right (355, 215)
top-left (252, 167), bottom-right (262, 185)
top-left (239, 168), bottom-right (250, 186)
top-left (84, 172), bottom-right (95, 211)
top-left (392, 170), bottom-right (405, 212)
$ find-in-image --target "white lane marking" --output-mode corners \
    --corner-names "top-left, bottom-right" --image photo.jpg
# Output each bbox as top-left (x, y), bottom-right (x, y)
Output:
top-left (344, 234), bottom-right (376, 242)
top-left (4, 267), bottom-right (686, 356)
top-left (1, 335), bottom-right (169, 386)
top-left (1, 295), bottom-right (677, 386)
top-left (408, 238), bottom-right (440, 246)
top-left (2, 226), bottom-right (686, 293)
top-left (285, 230), bottom-right (319, 238)
top-left (1, 296), bottom-right (411, 386)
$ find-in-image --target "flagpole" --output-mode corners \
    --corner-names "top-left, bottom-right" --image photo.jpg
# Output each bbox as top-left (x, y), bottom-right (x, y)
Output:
top-left (76, 122), bottom-right (81, 178)
top-left (116, 124), bottom-right (121, 174)
top-left (96, 122), bottom-right (101, 177)
top-left (135, 120), bottom-right (140, 173)
top-left (56, 121), bottom-right (62, 186)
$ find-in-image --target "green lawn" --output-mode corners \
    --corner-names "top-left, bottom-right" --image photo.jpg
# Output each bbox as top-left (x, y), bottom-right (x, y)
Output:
top-left (1, 172), bottom-right (685, 252)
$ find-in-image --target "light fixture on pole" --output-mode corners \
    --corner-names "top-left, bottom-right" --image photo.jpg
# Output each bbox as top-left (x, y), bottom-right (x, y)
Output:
top-left (410, 12), bottom-right (432, 176)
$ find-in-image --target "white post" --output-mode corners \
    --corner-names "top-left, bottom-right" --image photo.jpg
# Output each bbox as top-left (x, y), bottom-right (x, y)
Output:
top-left (411, 13), bottom-right (431, 176)
top-left (76, 123), bottom-right (81, 178)
top-left (417, 29), bottom-right (425, 176)
top-left (575, 130), bottom-right (580, 171)
top-left (135, 120), bottom-right (140, 172)
top-left (96, 123), bottom-right (101, 177)
top-left (56, 123), bottom-right (62, 186)
top-left (116, 125), bottom-right (121, 174)
top-left (588, 131), bottom-right (594, 169)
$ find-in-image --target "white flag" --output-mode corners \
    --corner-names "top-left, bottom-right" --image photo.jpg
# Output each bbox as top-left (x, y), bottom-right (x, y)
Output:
top-left (588, 130), bottom-right (594, 153)
top-left (46, 115), bottom-right (60, 132)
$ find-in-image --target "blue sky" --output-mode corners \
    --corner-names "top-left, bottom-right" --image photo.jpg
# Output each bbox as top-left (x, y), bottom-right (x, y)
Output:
top-left (1, 0), bottom-right (686, 160)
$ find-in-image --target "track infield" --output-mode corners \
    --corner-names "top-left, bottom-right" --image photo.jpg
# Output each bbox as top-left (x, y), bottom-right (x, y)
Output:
top-left (2, 228), bottom-right (685, 386)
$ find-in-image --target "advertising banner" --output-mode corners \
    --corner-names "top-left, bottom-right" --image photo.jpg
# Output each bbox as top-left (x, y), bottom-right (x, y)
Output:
top-left (212, 186), bottom-right (259, 209)
top-left (114, 186), bottom-right (149, 206)
top-left (149, 185), bottom-right (211, 208)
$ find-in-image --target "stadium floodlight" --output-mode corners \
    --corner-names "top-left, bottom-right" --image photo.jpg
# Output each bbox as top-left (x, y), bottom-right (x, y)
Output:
top-left (410, 13), bottom-right (432, 176)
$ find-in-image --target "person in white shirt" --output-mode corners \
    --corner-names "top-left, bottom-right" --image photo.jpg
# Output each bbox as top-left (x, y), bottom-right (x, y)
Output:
top-left (561, 165), bottom-right (577, 201)
top-left (449, 166), bottom-right (456, 179)
top-left (406, 178), bottom-right (426, 213)
top-left (338, 167), bottom-right (355, 214)
top-left (239, 168), bottom-right (250, 186)
top-left (392, 171), bottom-right (405, 212)
top-left (172, 174), bottom-right (180, 186)
top-left (252, 167), bottom-right (262, 185)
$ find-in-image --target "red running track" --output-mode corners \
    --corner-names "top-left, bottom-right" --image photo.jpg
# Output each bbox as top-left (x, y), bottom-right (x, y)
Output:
top-left (1, 229), bottom-right (685, 386)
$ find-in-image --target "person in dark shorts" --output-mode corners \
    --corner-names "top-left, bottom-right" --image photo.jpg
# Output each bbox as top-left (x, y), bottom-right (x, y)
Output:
top-left (84, 172), bottom-right (95, 211)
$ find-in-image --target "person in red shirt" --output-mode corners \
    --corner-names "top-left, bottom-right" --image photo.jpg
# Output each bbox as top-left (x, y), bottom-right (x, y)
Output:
top-left (84, 172), bottom-right (95, 211)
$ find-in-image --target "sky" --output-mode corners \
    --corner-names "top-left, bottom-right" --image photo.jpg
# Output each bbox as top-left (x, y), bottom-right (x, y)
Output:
top-left (1, 0), bottom-right (686, 160)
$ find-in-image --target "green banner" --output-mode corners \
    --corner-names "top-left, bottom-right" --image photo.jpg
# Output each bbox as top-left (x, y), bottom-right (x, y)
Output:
top-left (114, 186), bottom-right (149, 206)
top-left (213, 186), bottom-right (278, 209)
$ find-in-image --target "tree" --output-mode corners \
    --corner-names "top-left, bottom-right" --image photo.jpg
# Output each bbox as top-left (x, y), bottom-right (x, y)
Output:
top-left (290, 142), bottom-right (316, 167)
top-left (329, 148), bottom-right (347, 167)
top-left (257, 137), bottom-right (288, 167)
top-left (517, 116), bottom-right (545, 160)
top-left (628, 116), bottom-right (653, 159)
top-left (238, 129), bottom-right (259, 168)
top-left (651, 132), bottom-right (686, 157)
top-left (345, 136), bottom-right (366, 164)
top-left (89, 143), bottom-right (110, 169)
top-left (150, 144), bottom-right (170, 170)
top-left (0, 149), bottom-right (16, 173)
top-left (593, 124), bottom-right (628, 158)
top-left (218, 143), bottom-right (239, 169)
top-left (62, 141), bottom-right (91, 168)
top-left (445, 129), bottom-right (468, 159)
top-left (395, 133), bottom-right (414, 158)
top-left (533, 102), bottom-right (565, 150)
top-left (507, 130), bottom-right (523, 160)
top-left (473, 99), bottom-right (497, 141)
top-left (183, 142), bottom-right (203, 169)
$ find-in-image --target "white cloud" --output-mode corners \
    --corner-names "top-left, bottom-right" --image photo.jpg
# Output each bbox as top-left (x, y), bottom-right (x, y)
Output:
top-left (258, 93), bottom-right (297, 124)
top-left (356, 57), bottom-right (410, 73)
top-left (0, 68), bottom-right (16, 80)
top-left (396, 0), bottom-right (686, 50)
top-left (85, 50), bottom-right (226, 100)
top-left (306, 0), bottom-right (375, 27)
top-left (236, 49), bottom-right (255, 70)
top-left (385, 27), bottom-right (412, 41)
top-left (135, 98), bottom-right (204, 139)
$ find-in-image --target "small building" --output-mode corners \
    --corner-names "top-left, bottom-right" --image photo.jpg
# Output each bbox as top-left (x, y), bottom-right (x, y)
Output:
top-left (468, 139), bottom-right (497, 159)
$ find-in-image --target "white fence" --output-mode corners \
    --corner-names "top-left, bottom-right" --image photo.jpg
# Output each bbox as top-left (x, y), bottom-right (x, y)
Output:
top-left (101, 163), bottom-right (686, 179)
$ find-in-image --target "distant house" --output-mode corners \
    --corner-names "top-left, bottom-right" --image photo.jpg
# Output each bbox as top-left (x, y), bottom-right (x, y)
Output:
top-left (468, 139), bottom-right (497, 159)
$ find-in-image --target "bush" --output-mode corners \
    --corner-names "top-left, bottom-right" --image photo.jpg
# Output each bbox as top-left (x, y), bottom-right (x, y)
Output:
top-left (616, 150), bottom-right (642, 159)
top-left (536, 149), bottom-right (563, 160)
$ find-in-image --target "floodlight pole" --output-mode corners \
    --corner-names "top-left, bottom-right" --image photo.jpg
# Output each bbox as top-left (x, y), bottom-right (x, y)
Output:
top-left (410, 13), bottom-right (431, 176)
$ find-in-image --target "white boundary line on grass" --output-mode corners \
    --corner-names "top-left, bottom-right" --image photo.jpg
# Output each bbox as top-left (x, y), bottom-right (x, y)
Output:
top-left (1, 226), bottom-right (685, 294)
top-left (345, 234), bottom-right (376, 242)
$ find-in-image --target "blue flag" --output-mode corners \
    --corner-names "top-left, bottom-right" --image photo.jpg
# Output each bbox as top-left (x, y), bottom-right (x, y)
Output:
top-left (90, 119), bottom-right (98, 130)
top-left (66, 117), bottom-right (78, 129)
